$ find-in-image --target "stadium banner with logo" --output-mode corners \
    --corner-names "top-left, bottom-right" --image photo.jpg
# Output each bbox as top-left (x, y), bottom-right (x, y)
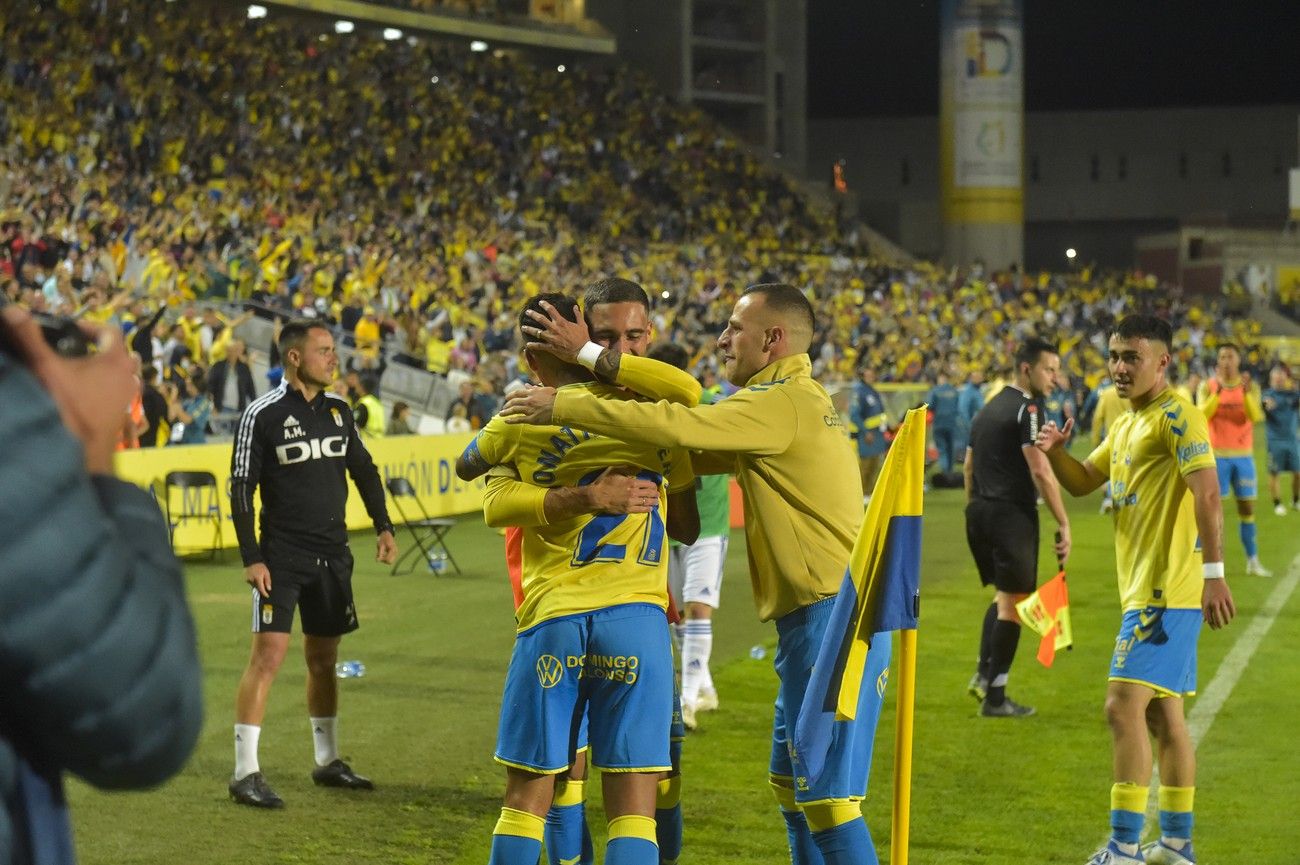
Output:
top-left (793, 406), bottom-right (925, 864)
top-left (114, 434), bottom-right (484, 553)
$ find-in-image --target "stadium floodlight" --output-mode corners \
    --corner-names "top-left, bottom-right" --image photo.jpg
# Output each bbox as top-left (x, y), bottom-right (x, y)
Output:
top-left (661, 290), bottom-right (671, 300)
top-left (557, 64), bottom-right (566, 73)
top-left (470, 40), bottom-right (489, 52)
top-left (1066, 247), bottom-right (1078, 260)
top-left (383, 28), bottom-right (403, 41)
top-left (247, 4), bottom-right (267, 18)
top-left (334, 19), bottom-right (355, 34)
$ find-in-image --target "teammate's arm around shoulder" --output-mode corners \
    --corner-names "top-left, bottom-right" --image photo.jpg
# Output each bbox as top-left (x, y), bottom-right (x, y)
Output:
top-left (1184, 467), bottom-right (1235, 629)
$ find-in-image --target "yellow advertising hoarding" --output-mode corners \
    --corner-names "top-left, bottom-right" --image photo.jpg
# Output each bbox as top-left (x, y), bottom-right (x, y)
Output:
top-left (114, 434), bottom-right (484, 554)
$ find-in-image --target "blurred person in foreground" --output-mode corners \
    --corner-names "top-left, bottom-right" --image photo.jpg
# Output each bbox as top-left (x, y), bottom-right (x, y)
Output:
top-left (0, 306), bottom-right (203, 865)
top-left (1036, 315), bottom-right (1235, 865)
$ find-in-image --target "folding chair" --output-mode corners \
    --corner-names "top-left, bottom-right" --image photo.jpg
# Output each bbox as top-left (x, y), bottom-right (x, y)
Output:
top-left (385, 476), bottom-right (461, 576)
top-left (164, 470), bottom-right (224, 560)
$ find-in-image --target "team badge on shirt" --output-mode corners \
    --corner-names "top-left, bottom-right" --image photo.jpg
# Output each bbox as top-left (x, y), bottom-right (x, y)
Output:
top-left (330, 408), bottom-right (343, 427)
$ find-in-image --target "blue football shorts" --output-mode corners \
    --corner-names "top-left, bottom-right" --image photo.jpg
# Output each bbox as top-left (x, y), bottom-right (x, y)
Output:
top-left (1108, 607), bottom-right (1201, 698)
top-left (1268, 442), bottom-right (1300, 475)
top-left (1216, 455), bottom-right (1257, 500)
top-left (495, 603), bottom-right (673, 774)
top-left (769, 597), bottom-right (892, 805)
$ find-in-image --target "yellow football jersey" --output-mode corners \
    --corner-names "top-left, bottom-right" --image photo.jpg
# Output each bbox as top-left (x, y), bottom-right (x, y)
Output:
top-left (473, 384), bottom-right (695, 632)
top-left (1086, 388), bottom-right (1216, 611)
top-left (553, 354), bottom-right (862, 622)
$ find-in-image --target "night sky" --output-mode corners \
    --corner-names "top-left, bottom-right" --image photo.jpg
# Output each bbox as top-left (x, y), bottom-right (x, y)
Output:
top-left (807, 1), bottom-right (1300, 118)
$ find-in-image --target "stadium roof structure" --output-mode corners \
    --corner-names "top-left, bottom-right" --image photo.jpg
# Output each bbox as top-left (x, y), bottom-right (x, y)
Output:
top-left (260, 0), bottom-right (616, 54)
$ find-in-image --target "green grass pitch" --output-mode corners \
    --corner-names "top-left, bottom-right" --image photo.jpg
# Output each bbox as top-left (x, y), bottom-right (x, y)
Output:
top-left (70, 461), bottom-right (1300, 863)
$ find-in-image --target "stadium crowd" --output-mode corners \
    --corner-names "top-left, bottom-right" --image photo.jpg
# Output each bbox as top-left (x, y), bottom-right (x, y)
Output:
top-left (0, 0), bottom-right (1275, 437)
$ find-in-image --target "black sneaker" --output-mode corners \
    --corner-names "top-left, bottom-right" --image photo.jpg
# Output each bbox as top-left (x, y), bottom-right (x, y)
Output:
top-left (229, 772), bottom-right (285, 808)
top-left (967, 673), bottom-right (988, 702)
top-left (311, 759), bottom-right (374, 790)
top-left (980, 696), bottom-right (1036, 718)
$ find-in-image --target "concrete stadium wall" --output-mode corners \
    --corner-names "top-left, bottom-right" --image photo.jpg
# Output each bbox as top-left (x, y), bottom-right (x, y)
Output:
top-left (808, 104), bottom-right (1300, 269)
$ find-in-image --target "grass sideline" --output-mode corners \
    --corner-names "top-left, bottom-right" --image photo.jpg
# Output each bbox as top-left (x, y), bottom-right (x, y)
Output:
top-left (70, 457), bottom-right (1299, 864)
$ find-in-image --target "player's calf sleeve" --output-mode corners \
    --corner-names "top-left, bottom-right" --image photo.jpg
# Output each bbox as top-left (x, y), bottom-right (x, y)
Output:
top-left (655, 775), bottom-right (683, 865)
top-left (1240, 517), bottom-right (1258, 557)
top-left (1110, 782), bottom-right (1148, 845)
top-left (605, 814), bottom-right (658, 865)
top-left (805, 803), bottom-right (876, 865)
top-left (489, 807), bottom-right (544, 865)
top-left (771, 776), bottom-right (824, 865)
top-left (545, 779), bottom-right (592, 865)
top-left (1157, 785), bottom-right (1195, 846)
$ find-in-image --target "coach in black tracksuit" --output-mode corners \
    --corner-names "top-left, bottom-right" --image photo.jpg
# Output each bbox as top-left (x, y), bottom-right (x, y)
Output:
top-left (963, 337), bottom-right (1072, 718)
top-left (226, 320), bottom-right (397, 809)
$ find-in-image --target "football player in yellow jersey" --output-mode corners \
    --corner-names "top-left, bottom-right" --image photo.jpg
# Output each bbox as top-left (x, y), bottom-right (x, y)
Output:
top-left (470, 293), bottom-right (699, 865)
top-left (504, 284), bottom-right (890, 865)
top-left (1036, 315), bottom-right (1236, 865)
top-left (464, 279), bottom-right (703, 865)
top-left (1198, 344), bottom-right (1270, 576)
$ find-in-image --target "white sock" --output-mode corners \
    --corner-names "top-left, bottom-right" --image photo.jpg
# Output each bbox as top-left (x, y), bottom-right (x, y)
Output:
top-left (681, 620), bottom-right (713, 706)
top-left (234, 724), bottom-right (261, 780)
top-left (311, 716), bottom-right (339, 767)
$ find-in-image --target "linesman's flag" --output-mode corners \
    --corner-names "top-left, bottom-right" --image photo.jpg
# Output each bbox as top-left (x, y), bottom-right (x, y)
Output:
top-left (793, 406), bottom-right (925, 786)
top-left (1015, 572), bottom-right (1072, 667)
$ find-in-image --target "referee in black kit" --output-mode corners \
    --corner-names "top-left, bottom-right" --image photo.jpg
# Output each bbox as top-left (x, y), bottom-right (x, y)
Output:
top-left (964, 337), bottom-right (1071, 717)
top-left (227, 319), bottom-right (398, 807)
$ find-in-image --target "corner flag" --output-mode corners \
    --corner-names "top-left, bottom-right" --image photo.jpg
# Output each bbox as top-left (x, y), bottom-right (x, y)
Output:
top-left (793, 406), bottom-right (925, 785)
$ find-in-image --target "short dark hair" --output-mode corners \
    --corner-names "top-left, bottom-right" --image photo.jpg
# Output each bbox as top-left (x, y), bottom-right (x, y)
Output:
top-left (519, 292), bottom-right (579, 339)
top-left (278, 319), bottom-right (331, 358)
top-left (1217, 341), bottom-right (1240, 355)
top-left (647, 342), bottom-right (689, 371)
top-left (1112, 315), bottom-right (1173, 349)
top-left (357, 372), bottom-right (380, 395)
top-left (1014, 336), bottom-right (1058, 369)
top-left (742, 283), bottom-right (815, 334)
top-left (583, 278), bottom-right (650, 311)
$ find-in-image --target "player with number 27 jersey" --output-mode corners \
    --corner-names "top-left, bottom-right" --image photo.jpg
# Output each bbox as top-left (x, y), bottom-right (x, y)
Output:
top-left (470, 384), bottom-right (696, 632)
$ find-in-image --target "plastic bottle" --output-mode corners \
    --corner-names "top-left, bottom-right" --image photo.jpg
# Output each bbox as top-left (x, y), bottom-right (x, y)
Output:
top-left (335, 660), bottom-right (366, 678)
top-left (427, 552), bottom-right (448, 574)
top-left (749, 645), bottom-right (767, 660)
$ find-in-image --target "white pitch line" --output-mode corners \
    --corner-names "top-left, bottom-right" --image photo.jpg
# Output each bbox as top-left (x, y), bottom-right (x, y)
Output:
top-left (1144, 552), bottom-right (1300, 821)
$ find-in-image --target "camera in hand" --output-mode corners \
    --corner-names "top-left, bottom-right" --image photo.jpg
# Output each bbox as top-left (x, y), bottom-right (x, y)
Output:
top-left (0, 311), bottom-right (95, 359)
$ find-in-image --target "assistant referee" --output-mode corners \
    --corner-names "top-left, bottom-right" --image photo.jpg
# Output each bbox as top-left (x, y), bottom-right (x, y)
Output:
top-left (964, 337), bottom-right (1071, 717)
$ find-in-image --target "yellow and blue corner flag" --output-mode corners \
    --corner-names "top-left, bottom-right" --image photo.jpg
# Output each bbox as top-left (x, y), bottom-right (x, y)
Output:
top-left (793, 406), bottom-right (925, 785)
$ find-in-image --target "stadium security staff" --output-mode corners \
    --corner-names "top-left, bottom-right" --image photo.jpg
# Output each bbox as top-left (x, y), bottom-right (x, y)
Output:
top-left (963, 337), bottom-right (1071, 718)
top-left (0, 306), bottom-right (203, 865)
top-left (227, 320), bottom-right (397, 808)
top-left (1036, 314), bottom-right (1235, 865)
top-left (503, 283), bottom-right (891, 865)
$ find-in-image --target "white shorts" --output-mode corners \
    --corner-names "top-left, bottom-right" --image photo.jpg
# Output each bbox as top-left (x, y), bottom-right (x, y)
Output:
top-left (668, 535), bottom-right (729, 609)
